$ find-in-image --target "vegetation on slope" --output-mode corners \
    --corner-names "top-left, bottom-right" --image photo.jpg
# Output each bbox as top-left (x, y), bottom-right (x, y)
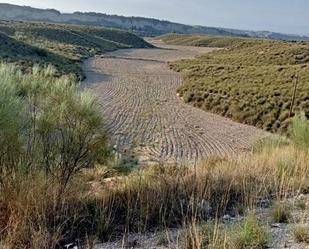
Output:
top-left (0, 20), bottom-right (151, 79)
top-left (158, 33), bottom-right (250, 48)
top-left (167, 34), bottom-right (309, 132)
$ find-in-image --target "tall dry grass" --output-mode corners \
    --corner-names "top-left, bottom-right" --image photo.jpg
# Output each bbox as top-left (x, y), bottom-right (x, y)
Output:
top-left (95, 142), bottom-right (308, 235)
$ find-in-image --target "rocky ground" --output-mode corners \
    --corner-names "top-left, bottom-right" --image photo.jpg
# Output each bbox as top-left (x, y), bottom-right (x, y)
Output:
top-left (82, 40), bottom-right (264, 165)
top-left (95, 195), bottom-right (309, 249)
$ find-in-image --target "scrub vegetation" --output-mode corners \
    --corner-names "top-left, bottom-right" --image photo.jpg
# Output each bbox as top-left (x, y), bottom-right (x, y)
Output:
top-left (163, 34), bottom-right (309, 133)
top-left (159, 33), bottom-right (249, 48)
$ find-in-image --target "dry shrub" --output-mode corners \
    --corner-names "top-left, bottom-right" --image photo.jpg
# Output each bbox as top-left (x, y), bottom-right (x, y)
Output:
top-left (184, 221), bottom-right (230, 249)
top-left (0, 173), bottom-right (115, 249)
top-left (0, 175), bottom-right (64, 248)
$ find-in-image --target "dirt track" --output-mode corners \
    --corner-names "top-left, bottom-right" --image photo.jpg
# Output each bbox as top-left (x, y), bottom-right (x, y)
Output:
top-left (83, 40), bottom-right (263, 164)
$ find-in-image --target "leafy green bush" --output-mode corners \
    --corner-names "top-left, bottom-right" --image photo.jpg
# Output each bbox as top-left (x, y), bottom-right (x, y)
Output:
top-left (0, 63), bottom-right (108, 189)
top-left (0, 66), bottom-right (23, 179)
top-left (0, 63), bottom-right (111, 248)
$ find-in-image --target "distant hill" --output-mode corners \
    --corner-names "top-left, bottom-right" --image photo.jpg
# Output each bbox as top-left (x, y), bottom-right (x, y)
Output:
top-left (0, 3), bottom-right (308, 41)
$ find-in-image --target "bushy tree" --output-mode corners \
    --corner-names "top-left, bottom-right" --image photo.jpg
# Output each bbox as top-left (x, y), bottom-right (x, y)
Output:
top-left (0, 66), bottom-right (23, 183)
top-left (0, 64), bottom-right (108, 189)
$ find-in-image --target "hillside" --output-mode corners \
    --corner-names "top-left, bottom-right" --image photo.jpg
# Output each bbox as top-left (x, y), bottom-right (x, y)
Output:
top-left (158, 33), bottom-right (251, 48)
top-left (0, 20), bottom-right (151, 78)
top-left (0, 3), bottom-right (308, 41)
top-left (168, 34), bottom-right (309, 133)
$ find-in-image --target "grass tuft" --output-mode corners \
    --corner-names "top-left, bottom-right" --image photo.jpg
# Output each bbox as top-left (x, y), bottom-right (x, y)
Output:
top-left (293, 225), bottom-right (309, 244)
top-left (271, 202), bottom-right (292, 223)
top-left (234, 215), bottom-right (268, 249)
top-left (290, 112), bottom-right (309, 149)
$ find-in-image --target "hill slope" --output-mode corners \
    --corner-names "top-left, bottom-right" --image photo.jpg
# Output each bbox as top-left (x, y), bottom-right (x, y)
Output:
top-left (0, 20), bottom-right (151, 78)
top-left (168, 34), bottom-right (309, 133)
top-left (0, 3), bottom-right (308, 41)
top-left (157, 33), bottom-right (251, 48)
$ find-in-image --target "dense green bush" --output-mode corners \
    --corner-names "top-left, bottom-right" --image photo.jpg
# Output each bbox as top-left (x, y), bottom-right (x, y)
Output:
top-left (0, 63), bottom-right (108, 188)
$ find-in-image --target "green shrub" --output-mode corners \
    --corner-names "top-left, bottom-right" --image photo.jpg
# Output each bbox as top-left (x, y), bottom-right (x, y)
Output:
top-left (0, 66), bottom-right (23, 180)
top-left (234, 215), bottom-right (268, 249)
top-left (0, 63), bottom-right (108, 189)
top-left (252, 136), bottom-right (290, 154)
top-left (185, 215), bottom-right (268, 249)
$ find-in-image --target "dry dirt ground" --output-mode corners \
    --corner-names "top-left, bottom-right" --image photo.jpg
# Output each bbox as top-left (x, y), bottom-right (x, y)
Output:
top-left (83, 40), bottom-right (263, 164)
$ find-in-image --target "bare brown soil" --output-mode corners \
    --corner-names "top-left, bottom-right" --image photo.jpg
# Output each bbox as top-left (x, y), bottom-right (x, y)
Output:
top-left (82, 40), bottom-right (263, 164)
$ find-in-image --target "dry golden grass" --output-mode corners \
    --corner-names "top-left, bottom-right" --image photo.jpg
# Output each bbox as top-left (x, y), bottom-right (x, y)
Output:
top-left (91, 140), bottom-right (309, 235)
top-left (294, 225), bottom-right (309, 244)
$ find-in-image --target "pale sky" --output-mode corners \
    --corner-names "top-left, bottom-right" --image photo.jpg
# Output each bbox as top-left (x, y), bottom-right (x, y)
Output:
top-left (1, 0), bottom-right (309, 35)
